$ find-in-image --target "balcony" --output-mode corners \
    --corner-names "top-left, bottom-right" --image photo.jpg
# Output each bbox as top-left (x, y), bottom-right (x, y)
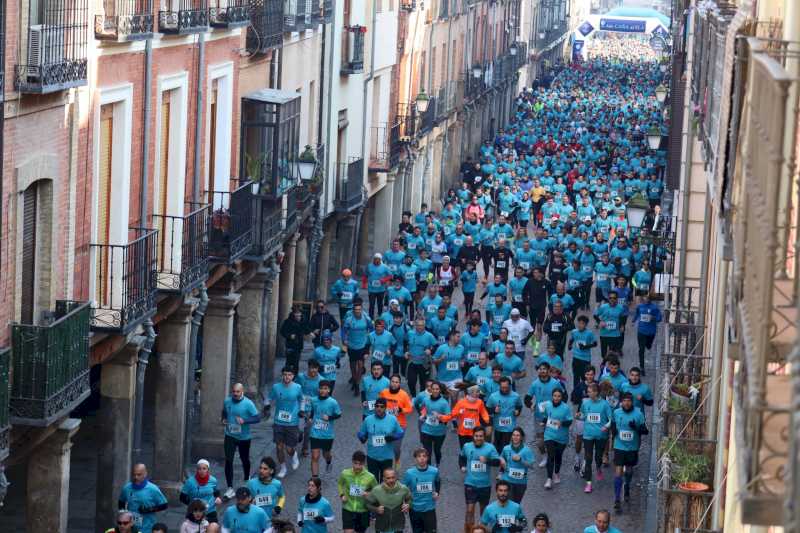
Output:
top-left (10, 301), bottom-right (91, 426)
top-left (16, 1), bottom-right (89, 94)
top-left (341, 25), bottom-right (365, 75)
top-left (207, 180), bottom-right (256, 264)
top-left (369, 123), bottom-right (390, 171)
top-left (159, 0), bottom-right (209, 34)
top-left (0, 348), bottom-right (9, 461)
top-left (95, 0), bottom-right (155, 41)
top-left (322, 0), bottom-right (333, 22)
top-left (152, 203), bottom-right (210, 294)
top-left (465, 68), bottom-right (485, 100)
top-left (334, 158), bottom-right (365, 213)
top-left (245, 200), bottom-right (285, 261)
top-left (388, 104), bottom-right (414, 166)
top-left (730, 39), bottom-right (800, 527)
top-left (283, 0), bottom-right (310, 32)
top-left (90, 228), bottom-right (158, 333)
top-left (417, 95), bottom-right (436, 134)
top-left (209, 0), bottom-right (250, 27)
top-left (248, 0), bottom-right (283, 52)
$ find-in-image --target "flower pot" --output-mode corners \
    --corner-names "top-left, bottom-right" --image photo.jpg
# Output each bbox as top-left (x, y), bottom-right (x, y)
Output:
top-left (670, 387), bottom-right (692, 406)
top-left (678, 482), bottom-right (709, 492)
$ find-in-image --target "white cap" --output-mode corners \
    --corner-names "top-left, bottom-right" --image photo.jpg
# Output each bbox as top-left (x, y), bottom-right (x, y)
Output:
top-left (389, 299), bottom-right (399, 306)
top-left (197, 459), bottom-right (210, 468)
top-left (510, 308), bottom-right (521, 316)
top-left (374, 252), bottom-right (382, 259)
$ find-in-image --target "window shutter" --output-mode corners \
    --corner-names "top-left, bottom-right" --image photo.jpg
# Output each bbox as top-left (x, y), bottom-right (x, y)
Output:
top-left (97, 105), bottom-right (114, 306)
top-left (209, 81), bottom-right (218, 194)
top-left (21, 185), bottom-right (38, 324)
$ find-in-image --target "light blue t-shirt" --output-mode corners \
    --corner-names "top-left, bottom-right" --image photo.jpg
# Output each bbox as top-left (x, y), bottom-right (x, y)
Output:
top-left (269, 381), bottom-right (304, 426)
top-left (309, 396), bottom-right (342, 440)
top-left (580, 398), bottom-right (613, 440)
top-left (402, 466), bottom-right (440, 512)
top-left (480, 500), bottom-right (526, 532)
top-left (245, 477), bottom-right (284, 517)
top-left (500, 444), bottom-right (536, 484)
top-left (119, 481), bottom-right (168, 533)
top-left (461, 442), bottom-right (500, 488)
top-left (222, 504), bottom-right (269, 533)
top-left (223, 396), bottom-right (260, 440)
top-left (358, 413), bottom-right (403, 461)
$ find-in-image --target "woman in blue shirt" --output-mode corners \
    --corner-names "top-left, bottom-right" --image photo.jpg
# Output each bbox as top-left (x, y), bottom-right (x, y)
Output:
top-left (578, 383), bottom-right (613, 492)
top-left (542, 388), bottom-right (573, 489)
top-left (500, 427), bottom-right (536, 503)
top-left (417, 381), bottom-right (451, 467)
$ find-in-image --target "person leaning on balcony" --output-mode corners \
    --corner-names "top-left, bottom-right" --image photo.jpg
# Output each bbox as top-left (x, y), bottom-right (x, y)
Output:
top-left (280, 306), bottom-right (312, 371)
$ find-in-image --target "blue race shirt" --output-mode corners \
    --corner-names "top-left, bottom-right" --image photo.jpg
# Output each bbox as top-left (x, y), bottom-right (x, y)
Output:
top-left (543, 401), bottom-right (573, 444)
top-left (406, 329), bottom-right (437, 365)
top-left (331, 278), bottom-right (360, 308)
top-left (180, 475), bottom-right (220, 514)
top-left (466, 364), bottom-right (493, 389)
top-left (434, 343), bottom-right (465, 382)
top-left (486, 390), bottom-right (522, 433)
top-left (313, 345), bottom-right (342, 381)
top-left (269, 381), bottom-right (304, 426)
top-left (309, 396), bottom-right (342, 440)
top-left (358, 413), bottom-right (404, 461)
top-left (612, 407), bottom-right (646, 452)
top-left (361, 375), bottom-right (390, 415)
top-left (460, 269), bottom-right (478, 293)
top-left (419, 395), bottom-right (450, 437)
top-left (402, 466), bottom-right (440, 512)
top-left (368, 330), bottom-right (397, 366)
top-left (419, 295), bottom-right (443, 322)
top-left (343, 314), bottom-right (374, 349)
top-left (527, 378), bottom-right (566, 421)
top-left (571, 328), bottom-right (596, 362)
top-left (461, 442), bottom-right (500, 488)
top-left (596, 302), bottom-right (625, 337)
top-left (480, 500), bottom-right (526, 532)
top-left (580, 398), bottom-right (613, 440)
top-left (500, 444), bottom-right (536, 484)
top-left (119, 481), bottom-right (168, 533)
top-left (460, 332), bottom-right (488, 364)
top-left (223, 396), bottom-right (260, 440)
top-left (246, 477), bottom-right (284, 517)
top-left (367, 262), bottom-right (391, 293)
top-left (222, 504), bottom-right (269, 533)
top-left (634, 302), bottom-right (662, 336)
top-left (297, 496), bottom-right (334, 533)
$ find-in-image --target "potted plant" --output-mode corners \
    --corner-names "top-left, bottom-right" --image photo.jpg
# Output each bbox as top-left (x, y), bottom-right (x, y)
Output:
top-left (660, 438), bottom-right (712, 491)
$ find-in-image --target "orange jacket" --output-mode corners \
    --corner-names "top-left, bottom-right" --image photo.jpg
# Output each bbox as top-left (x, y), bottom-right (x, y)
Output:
top-left (380, 388), bottom-right (414, 428)
top-left (441, 397), bottom-right (491, 436)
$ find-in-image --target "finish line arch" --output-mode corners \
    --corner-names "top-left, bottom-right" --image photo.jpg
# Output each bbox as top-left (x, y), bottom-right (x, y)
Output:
top-left (571, 8), bottom-right (671, 61)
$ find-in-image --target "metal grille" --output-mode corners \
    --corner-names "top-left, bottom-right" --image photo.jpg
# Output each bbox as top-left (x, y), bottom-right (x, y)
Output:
top-left (209, 0), bottom-right (250, 27)
top-left (158, 0), bottom-right (209, 34)
top-left (152, 203), bottom-right (210, 293)
top-left (341, 26), bottom-right (365, 74)
top-left (16, 0), bottom-right (88, 93)
top-left (369, 123), bottom-right (390, 171)
top-left (247, 0), bottom-right (283, 52)
top-left (10, 301), bottom-right (91, 426)
top-left (0, 348), bottom-right (9, 459)
top-left (95, 0), bottom-right (154, 41)
top-left (206, 180), bottom-right (256, 263)
top-left (334, 157), bottom-right (365, 213)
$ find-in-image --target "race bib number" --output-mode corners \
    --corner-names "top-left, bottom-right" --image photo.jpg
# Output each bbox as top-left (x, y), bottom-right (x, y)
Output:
top-left (372, 351), bottom-right (385, 361)
top-left (498, 416), bottom-right (512, 428)
top-left (605, 321), bottom-right (617, 331)
top-left (640, 283), bottom-right (650, 291)
top-left (277, 410), bottom-right (292, 422)
top-left (405, 272), bottom-right (416, 280)
top-left (372, 435), bottom-right (386, 446)
top-left (520, 262), bottom-right (530, 270)
top-left (508, 468), bottom-right (525, 480)
top-left (300, 396), bottom-right (311, 412)
top-left (551, 323), bottom-right (561, 332)
top-left (621, 258), bottom-right (629, 266)
top-left (416, 482), bottom-right (433, 493)
top-left (496, 261), bottom-right (506, 268)
top-left (597, 273), bottom-right (608, 281)
top-left (254, 494), bottom-right (273, 507)
top-left (470, 460), bottom-right (487, 473)
top-left (511, 334), bottom-right (521, 342)
top-left (537, 402), bottom-right (547, 413)
top-left (366, 400), bottom-right (376, 410)
top-left (619, 430), bottom-right (634, 442)
top-left (513, 294), bottom-right (523, 302)
top-left (501, 211), bottom-right (510, 218)
top-left (342, 291), bottom-right (354, 300)
top-left (454, 239), bottom-right (463, 246)
top-left (303, 508), bottom-right (319, 520)
top-left (546, 418), bottom-right (561, 430)
top-left (388, 264), bottom-right (397, 272)
top-left (463, 418), bottom-right (476, 429)
top-left (569, 279), bottom-right (580, 289)
top-left (408, 242), bottom-right (417, 249)
top-left (437, 336), bottom-right (446, 344)
top-left (582, 265), bottom-right (593, 273)
top-left (313, 419), bottom-right (329, 431)
top-left (323, 363), bottom-right (337, 374)
top-left (349, 484), bottom-right (364, 497)
top-left (467, 351), bottom-right (479, 362)
top-left (497, 515), bottom-right (515, 527)
top-left (587, 413), bottom-right (601, 423)
top-left (425, 414), bottom-right (440, 426)
top-left (427, 305), bottom-right (437, 313)
top-left (227, 422), bottom-right (242, 434)
top-left (131, 513), bottom-right (143, 527)
top-left (371, 280), bottom-right (382, 287)
top-left (446, 361), bottom-right (459, 371)
top-left (477, 376), bottom-right (488, 386)
top-left (640, 314), bottom-right (651, 323)
top-left (439, 279), bottom-right (450, 286)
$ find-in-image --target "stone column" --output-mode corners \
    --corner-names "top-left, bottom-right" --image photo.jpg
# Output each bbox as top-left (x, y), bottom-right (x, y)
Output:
top-left (265, 260), bottom-right (281, 389)
top-left (237, 269), bottom-right (270, 398)
top-left (316, 220), bottom-right (334, 301)
top-left (96, 341), bottom-right (141, 531)
top-left (151, 298), bottom-right (197, 494)
top-left (293, 237), bottom-right (309, 302)
top-left (193, 291), bottom-right (241, 459)
top-left (373, 178), bottom-right (395, 253)
top-left (27, 418), bottom-right (80, 533)
top-left (277, 236), bottom-right (299, 358)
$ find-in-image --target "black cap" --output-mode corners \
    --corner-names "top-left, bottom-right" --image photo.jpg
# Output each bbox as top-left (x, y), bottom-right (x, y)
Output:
top-left (235, 486), bottom-right (252, 499)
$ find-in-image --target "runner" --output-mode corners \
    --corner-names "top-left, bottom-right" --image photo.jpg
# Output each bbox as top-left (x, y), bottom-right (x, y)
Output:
top-left (179, 459), bottom-right (222, 523)
top-left (416, 381), bottom-right (450, 466)
top-left (486, 377), bottom-right (523, 450)
top-left (221, 487), bottom-right (269, 533)
top-left (541, 388), bottom-right (573, 489)
top-left (342, 302), bottom-right (374, 395)
top-left (308, 380), bottom-right (342, 477)
top-left (499, 427), bottom-right (535, 503)
top-left (480, 480), bottom-right (527, 533)
top-left (611, 392), bottom-right (648, 513)
top-left (357, 397), bottom-right (404, 482)
top-left (312, 332), bottom-right (342, 391)
top-left (331, 269), bottom-right (360, 320)
top-left (443, 385), bottom-right (492, 448)
top-left (583, 509), bottom-right (623, 533)
top-left (337, 451), bottom-right (377, 533)
top-left (578, 383), bottom-right (613, 493)
top-left (524, 363), bottom-right (566, 468)
top-left (379, 374), bottom-right (414, 470)
top-left (296, 478), bottom-right (335, 531)
top-left (246, 457), bottom-right (285, 520)
top-left (118, 464), bottom-right (168, 533)
top-left (221, 384), bottom-right (260, 494)
top-left (632, 292), bottom-right (662, 374)
top-left (363, 469), bottom-right (412, 533)
top-left (459, 426), bottom-right (504, 531)
top-left (266, 367), bottom-right (303, 479)
top-left (402, 448), bottom-right (441, 533)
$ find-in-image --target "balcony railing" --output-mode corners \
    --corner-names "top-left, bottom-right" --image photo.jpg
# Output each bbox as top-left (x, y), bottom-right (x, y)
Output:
top-left (435, 86), bottom-right (447, 121)
top-left (10, 301), bottom-right (91, 426)
top-left (159, 0), bottom-right (209, 34)
top-left (0, 348), bottom-right (9, 461)
top-left (334, 158), bottom-right (365, 213)
top-left (209, 0), bottom-right (250, 27)
top-left (283, 0), bottom-right (309, 31)
top-left (730, 38), bottom-right (800, 527)
top-left (369, 123), bottom-right (390, 171)
top-left (90, 228), bottom-right (158, 333)
top-left (152, 203), bottom-right (210, 294)
top-left (418, 96), bottom-right (436, 134)
top-left (389, 104), bottom-right (414, 166)
top-left (341, 25), bottom-right (365, 74)
top-left (207, 180), bottom-right (256, 263)
top-left (16, 0), bottom-right (89, 94)
top-left (248, 0), bottom-right (283, 52)
top-left (245, 199), bottom-right (284, 260)
top-left (95, 0), bottom-right (154, 41)
top-left (322, 0), bottom-right (333, 22)
top-left (465, 69), bottom-right (485, 100)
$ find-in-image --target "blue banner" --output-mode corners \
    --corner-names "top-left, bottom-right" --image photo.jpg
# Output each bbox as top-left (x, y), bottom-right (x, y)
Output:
top-left (572, 40), bottom-right (585, 61)
top-left (599, 18), bottom-right (647, 33)
top-left (578, 21), bottom-right (594, 37)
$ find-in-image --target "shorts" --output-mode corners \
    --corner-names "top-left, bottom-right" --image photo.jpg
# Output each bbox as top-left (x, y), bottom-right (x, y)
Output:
top-left (613, 449), bottom-right (639, 467)
top-left (273, 424), bottom-right (300, 446)
top-left (348, 346), bottom-right (367, 363)
top-left (464, 485), bottom-right (491, 506)
top-left (342, 509), bottom-right (370, 532)
top-left (310, 437), bottom-right (334, 452)
top-left (530, 306), bottom-right (546, 325)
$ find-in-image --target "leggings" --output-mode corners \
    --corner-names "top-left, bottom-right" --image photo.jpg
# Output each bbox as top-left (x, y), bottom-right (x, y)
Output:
top-left (407, 363), bottom-right (429, 397)
top-left (463, 292), bottom-right (475, 316)
top-left (367, 457), bottom-right (393, 483)
top-left (393, 355), bottom-right (408, 378)
top-left (224, 435), bottom-right (252, 487)
top-left (368, 292), bottom-right (385, 318)
top-left (545, 440), bottom-right (566, 479)
top-left (600, 336), bottom-right (622, 360)
top-left (480, 246), bottom-right (494, 278)
top-left (637, 332), bottom-right (655, 369)
top-left (421, 432), bottom-right (446, 466)
top-left (509, 482), bottom-right (527, 504)
top-left (583, 438), bottom-right (606, 482)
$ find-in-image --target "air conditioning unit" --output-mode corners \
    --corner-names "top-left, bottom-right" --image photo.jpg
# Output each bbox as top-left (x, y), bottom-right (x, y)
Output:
top-left (28, 25), bottom-right (64, 77)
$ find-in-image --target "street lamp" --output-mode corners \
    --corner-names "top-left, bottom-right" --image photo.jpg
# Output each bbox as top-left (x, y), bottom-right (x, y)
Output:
top-left (472, 65), bottom-right (483, 78)
top-left (660, 63), bottom-right (668, 73)
top-left (510, 43), bottom-right (518, 56)
top-left (626, 192), bottom-right (650, 230)
top-left (415, 90), bottom-right (430, 113)
top-left (655, 84), bottom-right (668, 104)
top-left (538, 31), bottom-right (546, 40)
top-left (646, 127), bottom-right (662, 151)
top-left (296, 145), bottom-right (318, 182)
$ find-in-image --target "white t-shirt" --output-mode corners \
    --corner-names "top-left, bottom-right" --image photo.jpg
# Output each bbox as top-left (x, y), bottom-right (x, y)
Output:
top-left (503, 318), bottom-right (534, 351)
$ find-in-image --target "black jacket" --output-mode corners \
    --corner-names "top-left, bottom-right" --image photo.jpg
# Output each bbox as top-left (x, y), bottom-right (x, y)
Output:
top-left (309, 311), bottom-right (340, 343)
top-left (280, 316), bottom-right (310, 351)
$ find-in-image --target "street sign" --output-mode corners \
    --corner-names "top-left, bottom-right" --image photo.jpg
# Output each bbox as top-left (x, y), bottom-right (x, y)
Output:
top-left (650, 36), bottom-right (667, 52)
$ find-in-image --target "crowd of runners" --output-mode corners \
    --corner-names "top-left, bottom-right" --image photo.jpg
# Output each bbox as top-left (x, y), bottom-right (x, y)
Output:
top-left (109, 35), bottom-right (667, 533)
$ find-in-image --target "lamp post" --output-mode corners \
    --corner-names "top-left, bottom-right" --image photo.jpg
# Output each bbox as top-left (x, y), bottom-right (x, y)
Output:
top-left (472, 65), bottom-right (483, 79)
top-left (655, 84), bottom-right (668, 104)
top-left (415, 90), bottom-right (430, 113)
top-left (626, 192), bottom-right (650, 231)
top-left (296, 145), bottom-right (318, 182)
top-left (646, 127), bottom-right (662, 151)
top-left (510, 42), bottom-right (518, 56)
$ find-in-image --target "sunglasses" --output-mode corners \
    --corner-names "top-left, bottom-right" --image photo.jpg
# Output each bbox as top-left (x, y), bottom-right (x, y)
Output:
top-left (117, 521), bottom-right (131, 525)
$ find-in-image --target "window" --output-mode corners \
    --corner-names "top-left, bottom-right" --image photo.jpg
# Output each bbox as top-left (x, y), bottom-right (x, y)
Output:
top-left (431, 46), bottom-right (436, 89)
top-left (208, 81), bottom-right (218, 192)
top-left (95, 104), bottom-right (114, 306)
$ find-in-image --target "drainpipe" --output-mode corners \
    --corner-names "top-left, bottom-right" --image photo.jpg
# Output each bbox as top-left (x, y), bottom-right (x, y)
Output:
top-left (194, 33), bottom-right (206, 201)
top-left (141, 38), bottom-right (153, 224)
top-left (132, 319), bottom-right (157, 463)
top-left (697, 196), bottom-right (711, 326)
top-left (323, 7), bottom-right (336, 214)
top-left (183, 287), bottom-right (208, 471)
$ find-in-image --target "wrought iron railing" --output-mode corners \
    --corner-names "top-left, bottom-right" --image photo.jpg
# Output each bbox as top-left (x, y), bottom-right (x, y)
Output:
top-left (209, 0), bottom-right (250, 27)
top-left (159, 0), bottom-right (209, 34)
top-left (369, 123), bottom-right (390, 171)
top-left (0, 348), bottom-right (9, 460)
top-left (389, 104), bottom-right (414, 166)
top-left (341, 25), bottom-right (365, 74)
top-left (10, 301), bottom-right (91, 426)
top-left (465, 70), bottom-right (484, 100)
top-left (418, 96), bottom-right (436, 134)
top-left (16, 0), bottom-right (89, 93)
top-left (334, 158), bottom-right (365, 213)
top-left (152, 203), bottom-right (210, 294)
top-left (730, 39), bottom-right (800, 527)
top-left (283, 0), bottom-right (309, 31)
top-left (95, 0), bottom-right (154, 41)
top-left (90, 228), bottom-right (158, 333)
top-left (248, 0), bottom-right (283, 52)
top-left (207, 180), bottom-right (256, 263)
top-left (322, 0), bottom-right (333, 21)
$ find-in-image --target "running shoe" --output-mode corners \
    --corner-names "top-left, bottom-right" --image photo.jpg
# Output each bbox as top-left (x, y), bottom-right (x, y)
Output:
top-left (277, 464), bottom-right (287, 479)
top-left (291, 451), bottom-right (300, 470)
top-left (223, 487), bottom-right (236, 500)
top-left (553, 473), bottom-right (561, 484)
top-left (544, 478), bottom-right (552, 490)
top-left (584, 482), bottom-right (592, 493)
top-left (596, 469), bottom-right (604, 481)
top-left (538, 456), bottom-right (548, 468)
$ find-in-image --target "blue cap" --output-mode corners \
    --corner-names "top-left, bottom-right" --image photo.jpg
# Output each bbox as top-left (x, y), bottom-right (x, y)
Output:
top-left (321, 330), bottom-right (332, 340)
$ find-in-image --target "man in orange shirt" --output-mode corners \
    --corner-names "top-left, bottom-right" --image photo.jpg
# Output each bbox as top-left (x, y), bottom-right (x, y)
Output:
top-left (379, 374), bottom-right (413, 470)
top-left (441, 385), bottom-right (492, 449)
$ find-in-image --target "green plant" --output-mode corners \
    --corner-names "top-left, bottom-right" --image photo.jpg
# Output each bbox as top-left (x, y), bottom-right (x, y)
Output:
top-left (661, 438), bottom-right (712, 486)
top-left (667, 396), bottom-right (692, 413)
